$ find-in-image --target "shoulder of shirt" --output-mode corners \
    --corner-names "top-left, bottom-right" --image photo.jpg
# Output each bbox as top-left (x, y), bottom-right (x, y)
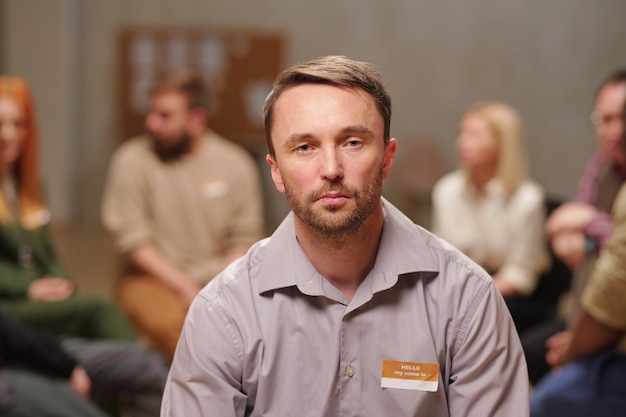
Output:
top-left (415, 228), bottom-right (501, 342)
top-left (110, 135), bottom-right (154, 164)
top-left (196, 236), bottom-right (270, 304)
top-left (387, 201), bottom-right (497, 295)
top-left (510, 179), bottom-right (545, 206)
top-left (417, 224), bottom-right (493, 287)
top-left (434, 170), bottom-right (464, 187)
top-left (432, 170), bottom-right (466, 197)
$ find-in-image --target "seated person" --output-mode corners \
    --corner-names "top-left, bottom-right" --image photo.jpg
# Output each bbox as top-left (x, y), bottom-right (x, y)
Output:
top-left (161, 55), bottom-right (530, 417)
top-left (530, 178), bottom-right (626, 416)
top-left (523, 69), bottom-right (626, 385)
top-left (546, 69), bottom-right (626, 271)
top-left (431, 101), bottom-right (548, 331)
top-left (0, 76), bottom-right (135, 340)
top-left (0, 309), bottom-right (167, 417)
top-left (101, 70), bottom-right (265, 360)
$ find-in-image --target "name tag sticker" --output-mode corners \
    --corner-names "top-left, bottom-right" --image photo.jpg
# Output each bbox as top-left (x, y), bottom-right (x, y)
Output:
top-left (381, 359), bottom-right (439, 392)
top-left (199, 179), bottom-right (229, 199)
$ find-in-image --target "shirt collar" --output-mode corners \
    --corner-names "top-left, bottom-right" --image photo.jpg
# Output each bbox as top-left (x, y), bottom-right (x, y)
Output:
top-left (257, 198), bottom-right (440, 296)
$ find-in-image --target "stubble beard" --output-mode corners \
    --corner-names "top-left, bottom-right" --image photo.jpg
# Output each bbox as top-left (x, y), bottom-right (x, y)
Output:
top-left (285, 170), bottom-right (383, 240)
top-left (151, 132), bottom-right (193, 162)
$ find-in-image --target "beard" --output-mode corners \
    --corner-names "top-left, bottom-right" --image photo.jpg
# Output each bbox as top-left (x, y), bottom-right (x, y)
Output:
top-left (150, 132), bottom-right (193, 162)
top-left (284, 169), bottom-right (383, 238)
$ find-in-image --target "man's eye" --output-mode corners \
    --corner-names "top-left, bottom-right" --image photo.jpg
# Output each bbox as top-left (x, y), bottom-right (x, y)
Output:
top-left (346, 140), bottom-right (361, 147)
top-left (297, 144), bottom-right (311, 152)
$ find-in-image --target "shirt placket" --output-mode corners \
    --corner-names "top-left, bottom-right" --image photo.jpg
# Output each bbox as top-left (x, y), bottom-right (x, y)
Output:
top-left (339, 313), bottom-right (359, 417)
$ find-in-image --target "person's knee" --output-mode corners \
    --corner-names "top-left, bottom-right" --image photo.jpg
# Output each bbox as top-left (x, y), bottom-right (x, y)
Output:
top-left (132, 347), bottom-right (169, 390)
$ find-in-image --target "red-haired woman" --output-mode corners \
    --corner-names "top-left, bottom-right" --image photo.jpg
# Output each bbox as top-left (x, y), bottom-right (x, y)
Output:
top-left (0, 76), bottom-right (135, 340)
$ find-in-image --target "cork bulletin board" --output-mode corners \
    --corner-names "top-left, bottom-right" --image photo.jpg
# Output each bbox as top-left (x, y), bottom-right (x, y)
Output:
top-left (118, 26), bottom-right (285, 150)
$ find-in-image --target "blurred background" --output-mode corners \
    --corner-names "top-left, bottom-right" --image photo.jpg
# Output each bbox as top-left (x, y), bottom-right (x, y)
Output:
top-left (1, 0), bottom-right (625, 291)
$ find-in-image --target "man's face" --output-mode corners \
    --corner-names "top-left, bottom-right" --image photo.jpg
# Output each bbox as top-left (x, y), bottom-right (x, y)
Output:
top-left (266, 84), bottom-right (396, 236)
top-left (144, 90), bottom-right (194, 160)
top-left (593, 82), bottom-right (626, 165)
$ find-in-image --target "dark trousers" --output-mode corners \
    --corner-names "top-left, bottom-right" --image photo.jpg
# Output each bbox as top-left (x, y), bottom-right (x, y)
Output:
top-left (520, 317), bottom-right (566, 385)
top-left (0, 338), bottom-right (167, 417)
top-left (531, 350), bottom-right (626, 417)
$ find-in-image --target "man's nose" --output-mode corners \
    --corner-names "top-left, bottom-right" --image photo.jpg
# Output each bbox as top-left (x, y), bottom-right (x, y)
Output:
top-left (320, 148), bottom-right (344, 181)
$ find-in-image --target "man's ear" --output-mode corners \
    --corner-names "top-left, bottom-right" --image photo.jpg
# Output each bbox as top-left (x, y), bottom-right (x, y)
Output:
top-left (266, 154), bottom-right (285, 193)
top-left (189, 107), bottom-right (208, 134)
top-left (382, 138), bottom-right (397, 180)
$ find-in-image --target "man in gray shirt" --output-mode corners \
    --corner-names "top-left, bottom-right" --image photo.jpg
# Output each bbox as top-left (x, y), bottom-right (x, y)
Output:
top-left (161, 55), bottom-right (529, 417)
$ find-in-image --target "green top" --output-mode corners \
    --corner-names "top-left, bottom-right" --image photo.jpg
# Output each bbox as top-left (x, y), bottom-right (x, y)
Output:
top-left (0, 220), bottom-right (66, 299)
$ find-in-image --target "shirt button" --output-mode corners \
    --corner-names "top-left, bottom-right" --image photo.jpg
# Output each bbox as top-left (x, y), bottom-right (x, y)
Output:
top-left (345, 366), bottom-right (355, 377)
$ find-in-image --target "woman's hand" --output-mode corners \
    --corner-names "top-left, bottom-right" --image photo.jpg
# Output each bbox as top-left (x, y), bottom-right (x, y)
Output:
top-left (545, 330), bottom-right (573, 368)
top-left (550, 232), bottom-right (586, 269)
top-left (27, 277), bottom-right (75, 301)
top-left (545, 203), bottom-right (596, 237)
top-left (68, 366), bottom-right (91, 398)
top-left (492, 274), bottom-right (520, 298)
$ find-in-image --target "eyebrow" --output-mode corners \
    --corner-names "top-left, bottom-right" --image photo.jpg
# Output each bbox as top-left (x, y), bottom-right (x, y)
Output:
top-left (283, 125), bottom-right (375, 149)
top-left (341, 125), bottom-right (375, 139)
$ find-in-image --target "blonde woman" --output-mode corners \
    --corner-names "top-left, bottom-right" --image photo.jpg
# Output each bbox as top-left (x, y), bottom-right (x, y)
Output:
top-left (432, 102), bottom-right (548, 330)
top-left (0, 76), bottom-right (135, 340)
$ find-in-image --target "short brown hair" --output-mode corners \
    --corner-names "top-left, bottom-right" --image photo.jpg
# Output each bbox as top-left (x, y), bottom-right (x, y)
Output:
top-left (263, 55), bottom-right (392, 156)
top-left (150, 68), bottom-right (211, 111)
top-left (595, 67), bottom-right (626, 100)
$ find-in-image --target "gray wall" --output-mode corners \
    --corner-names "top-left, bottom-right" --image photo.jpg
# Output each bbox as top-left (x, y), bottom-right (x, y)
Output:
top-left (0, 0), bottom-right (4, 71)
top-left (2, 0), bottom-right (79, 221)
top-left (3, 0), bottom-right (626, 228)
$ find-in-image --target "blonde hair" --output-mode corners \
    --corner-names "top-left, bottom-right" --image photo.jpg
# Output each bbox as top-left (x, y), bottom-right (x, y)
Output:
top-left (463, 101), bottom-right (528, 197)
top-left (0, 76), bottom-right (47, 228)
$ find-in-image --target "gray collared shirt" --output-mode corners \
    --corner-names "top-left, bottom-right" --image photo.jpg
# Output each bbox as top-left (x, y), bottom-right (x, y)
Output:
top-left (162, 199), bottom-right (529, 417)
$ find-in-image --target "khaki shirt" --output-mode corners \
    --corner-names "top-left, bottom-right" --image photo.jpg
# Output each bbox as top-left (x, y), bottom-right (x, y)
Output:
top-left (162, 199), bottom-right (529, 417)
top-left (582, 185), bottom-right (626, 352)
top-left (101, 132), bottom-right (264, 284)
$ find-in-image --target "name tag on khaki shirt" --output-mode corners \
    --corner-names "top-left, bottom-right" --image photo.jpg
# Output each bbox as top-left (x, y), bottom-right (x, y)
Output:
top-left (199, 179), bottom-right (229, 199)
top-left (381, 360), bottom-right (439, 392)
